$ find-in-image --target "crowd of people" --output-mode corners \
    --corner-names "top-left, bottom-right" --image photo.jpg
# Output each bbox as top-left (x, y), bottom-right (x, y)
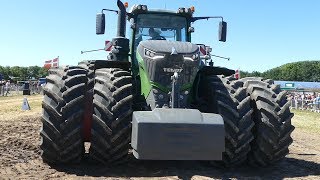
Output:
top-left (0, 80), bottom-right (43, 96)
top-left (0, 80), bottom-right (12, 96)
top-left (288, 92), bottom-right (320, 112)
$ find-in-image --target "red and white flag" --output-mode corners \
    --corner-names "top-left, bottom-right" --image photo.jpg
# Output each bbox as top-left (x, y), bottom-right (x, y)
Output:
top-left (105, 40), bottom-right (112, 51)
top-left (234, 69), bottom-right (240, 79)
top-left (44, 60), bottom-right (52, 69)
top-left (52, 57), bottom-right (59, 67)
top-left (198, 45), bottom-right (207, 56)
top-left (44, 56), bottom-right (59, 69)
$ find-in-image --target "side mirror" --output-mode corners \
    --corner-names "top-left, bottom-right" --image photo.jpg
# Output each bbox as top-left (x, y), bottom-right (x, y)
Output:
top-left (96, 13), bottom-right (105, 35)
top-left (218, 21), bottom-right (227, 42)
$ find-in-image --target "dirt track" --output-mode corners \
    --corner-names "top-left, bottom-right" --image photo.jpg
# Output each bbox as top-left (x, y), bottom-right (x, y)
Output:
top-left (0, 96), bottom-right (319, 179)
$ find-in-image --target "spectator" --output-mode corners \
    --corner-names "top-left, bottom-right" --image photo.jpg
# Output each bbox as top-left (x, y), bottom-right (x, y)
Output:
top-left (32, 81), bottom-right (36, 94)
top-left (294, 95), bottom-right (301, 109)
top-left (315, 93), bottom-right (320, 110)
top-left (1, 82), bottom-right (5, 96)
top-left (37, 81), bottom-right (41, 94)
top-left (5, 80), bottom-right (10, 96)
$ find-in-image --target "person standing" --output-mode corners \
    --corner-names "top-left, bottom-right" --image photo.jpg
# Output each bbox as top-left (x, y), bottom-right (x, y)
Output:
top-left (0, 81), bottom-right (2, 96)
top-left (1, 82), bottom-right (5, 96)
top-left (5, 80), bottom-right (10, 96)
top-left (315, 93), bottom-right (320, 112)
top-left (37, 80), bottom-right (40, 94)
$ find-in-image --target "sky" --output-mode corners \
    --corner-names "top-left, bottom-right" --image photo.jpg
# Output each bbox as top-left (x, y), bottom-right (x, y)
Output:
top-left (0, 0), bottom-right (319, 72)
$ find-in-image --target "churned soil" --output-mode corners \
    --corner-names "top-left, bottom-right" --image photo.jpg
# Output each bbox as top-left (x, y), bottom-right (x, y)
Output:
top-left (0, 96), bottom-right (319, 179)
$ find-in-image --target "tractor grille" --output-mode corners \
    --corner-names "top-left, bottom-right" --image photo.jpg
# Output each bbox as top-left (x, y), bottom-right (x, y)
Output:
top-left (137, 40), bottom-right (200, 90)
top-left (143, 54), bottom-right (198, 88)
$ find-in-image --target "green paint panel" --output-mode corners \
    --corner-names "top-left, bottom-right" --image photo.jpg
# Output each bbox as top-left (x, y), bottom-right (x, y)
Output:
top-left (137, 52), bottom-right (152, 98)
top-left (181, 83), bottom-right (192, 91)
top-left (150, 81), bottom-right (170, 93)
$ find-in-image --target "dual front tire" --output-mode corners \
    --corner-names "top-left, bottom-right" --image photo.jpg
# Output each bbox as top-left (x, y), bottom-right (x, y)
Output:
top-left (40, 65), bottom-right (133, 164)
top-left (194, 75), bottom-right (294, 167)
top-left (40, 66), bottom-right (87, 163)
top-left (89, 68), bottom-right (133, 164)
top-left (241, 78), bottom-right (295, 166)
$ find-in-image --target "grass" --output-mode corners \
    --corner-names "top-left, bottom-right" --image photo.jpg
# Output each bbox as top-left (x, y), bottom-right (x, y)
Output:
top-left (291, 109), bottom-right (320, 134)
top-left (0, 91), bottom-right (39, 100)
top-left (0, 94), bottom-right (43, 121)
top-left (0, 95), bottom-right (319, 134)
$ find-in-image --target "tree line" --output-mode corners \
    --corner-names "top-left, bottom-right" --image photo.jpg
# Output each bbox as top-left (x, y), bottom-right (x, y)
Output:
top-left (1, 61), bottom-right (319, 82)
top-left (241, 61), bottom-right (320, 82)
top-left (0, 66), bottom-right (48, 81)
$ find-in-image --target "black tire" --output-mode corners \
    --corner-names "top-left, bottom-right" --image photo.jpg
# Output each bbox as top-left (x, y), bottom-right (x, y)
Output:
top-left (78, 61), bottom-right (95, 93)
top-left (40, 66), bottom-right (87, 164)
top-left (89, 68), bottom-right (133, 164)
top-left (78, 61), bottom-right (96, 142)
top-left (78, 60), bottom-right (123, 96)
top-left (194, 75), bottom-right (254, 166)
top-left (240, 77), bottom-right (295, 166)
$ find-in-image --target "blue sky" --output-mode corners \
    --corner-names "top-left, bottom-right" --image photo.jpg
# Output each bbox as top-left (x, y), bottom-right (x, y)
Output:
top-left (0, 0), bottom-right (319, 72)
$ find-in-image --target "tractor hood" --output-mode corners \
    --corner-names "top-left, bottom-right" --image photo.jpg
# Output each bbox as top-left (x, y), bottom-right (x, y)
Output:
top-left (136, 40), bottom-right (200, 109)
top-left (139, 40), bottom-right (199, 54)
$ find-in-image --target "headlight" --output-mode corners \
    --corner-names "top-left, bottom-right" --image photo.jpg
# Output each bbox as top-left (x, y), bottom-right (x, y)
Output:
top-left (144, 48), bottom-right (164, 58)
top-left (192, 53), bottom-right (199, 60)
top-left (144, 48), bottom-right (155, 57)
top-left (142, 5), bottom-right (147, 11)
top-left (184, 52), bottom-right (200, 60)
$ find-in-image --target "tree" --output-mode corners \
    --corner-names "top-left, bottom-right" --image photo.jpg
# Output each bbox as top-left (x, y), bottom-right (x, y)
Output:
top-left (28, 66), bottom-right (41, 79)
top-left (263, 61), bottom-right (320, 81)
top-left (0, 65), bottom-right (48, 81)
top-left (38, 67), bottom-right (49, 78)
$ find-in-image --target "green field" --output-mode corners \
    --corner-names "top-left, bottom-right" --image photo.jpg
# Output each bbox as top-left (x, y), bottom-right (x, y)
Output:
top-left (0, 95), bottom-right (318, 134)
top-left (291, 109), bottom-right (320, 134)
top-left (0, 94), bottom-right (42, 121)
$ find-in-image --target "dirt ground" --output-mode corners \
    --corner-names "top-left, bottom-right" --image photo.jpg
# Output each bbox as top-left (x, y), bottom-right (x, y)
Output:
top-left (0, 95), bottom-right (319, 179)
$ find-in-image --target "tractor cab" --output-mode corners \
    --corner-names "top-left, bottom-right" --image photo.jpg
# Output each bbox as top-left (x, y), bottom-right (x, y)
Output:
top-left (132, 13), bottom-right (189, 50)
top-left (128, 7), bottom-right (192, 49)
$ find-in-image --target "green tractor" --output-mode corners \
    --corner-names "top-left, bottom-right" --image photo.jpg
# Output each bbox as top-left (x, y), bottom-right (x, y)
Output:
top-left (40, 0), bottom-right (294, 167)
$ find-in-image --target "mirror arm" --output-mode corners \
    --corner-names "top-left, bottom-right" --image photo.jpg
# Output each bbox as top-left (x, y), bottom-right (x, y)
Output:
top-left (211, 54), bottom-right (230, 61)
top-left (81, 48), bottom-right (105, 54)
top-left (101, 9), bottom-right (133, 17)
top-left (191, 16), bottom-right (223, 22)
top-left (101, 9), bottom-right (118, 14)
top-left (200, 55), bottom-right (211, 60)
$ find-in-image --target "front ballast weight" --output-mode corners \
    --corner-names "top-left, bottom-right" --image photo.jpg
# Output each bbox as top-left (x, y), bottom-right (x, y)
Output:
top-left (131, 108), bottom-right (225, 160)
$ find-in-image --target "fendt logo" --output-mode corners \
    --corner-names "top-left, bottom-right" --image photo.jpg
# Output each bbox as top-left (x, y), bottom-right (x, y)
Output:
top-left (163, 68), bottom-right (183, 73)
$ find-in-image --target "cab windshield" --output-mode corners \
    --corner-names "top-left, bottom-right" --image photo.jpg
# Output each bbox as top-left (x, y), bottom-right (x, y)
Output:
top-left (133, 14), bottom-right (188, 48)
